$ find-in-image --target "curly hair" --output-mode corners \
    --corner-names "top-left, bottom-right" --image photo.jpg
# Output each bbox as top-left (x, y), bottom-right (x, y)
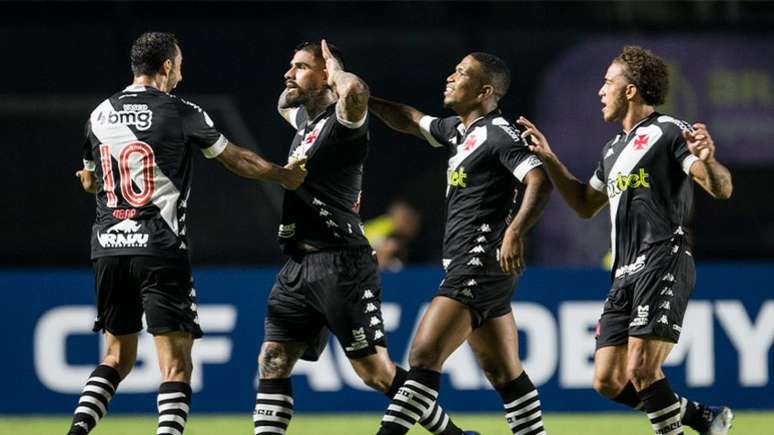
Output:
top-left (130, 32), bottom-right (179, 76)
top-left (615, 46), bottom-right (669, 106)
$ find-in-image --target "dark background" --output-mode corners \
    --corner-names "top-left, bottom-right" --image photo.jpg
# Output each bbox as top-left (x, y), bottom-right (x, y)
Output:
top-left (2, 1), bottom-right (773, 267)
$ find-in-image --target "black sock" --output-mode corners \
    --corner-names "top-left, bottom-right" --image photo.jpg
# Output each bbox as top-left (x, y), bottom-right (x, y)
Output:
top-left (67, 365), bottom-right (121, 435)
top-left (378, 368), bottom-right (440, 435)
top-left (254, 378), bottom-right (294, 435)
top-left (496, 371), bottom-right (546, 435)
top-left (387, 367), bottom-right (462, 435)
top-left (639, 379), bottom-right (683, 435)
top-left (678, 396), bottom-right (711, 433)
top-left (156, 381), bottom-right (192, 435)
top-left (612, 381), bottom-right (644, 410)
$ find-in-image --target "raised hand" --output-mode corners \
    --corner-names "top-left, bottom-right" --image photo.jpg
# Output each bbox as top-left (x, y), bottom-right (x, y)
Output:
top-left (321, 39), bottom-right (343, 88)
top-left (683, 123), bottom-right (715, 162)
top-left (516, 116), bottom-right (554, 160)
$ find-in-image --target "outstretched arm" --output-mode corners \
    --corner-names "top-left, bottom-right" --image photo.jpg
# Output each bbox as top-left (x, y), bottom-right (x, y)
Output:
top-left (517, 116), bottom-right (608, 219)
top-left (322, 39), bottom-right (369, 125)
top-left (683, 123), bottom-right (733, 199)
top-left (216, 141), bottom-right (306, 190)
top-left (368, 96), bottom-right (425, 139)
top-left (499, 167), bottom-right (553, 274)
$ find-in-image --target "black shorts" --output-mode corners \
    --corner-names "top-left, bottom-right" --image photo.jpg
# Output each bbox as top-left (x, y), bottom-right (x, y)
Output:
top-left (596, 250), bottom-right (695, 349)
top-left (436, 271), bottom-right (517, 329)
top-left (92, 255), bottom-right (202, 338)
top-left (264, 246), bottom-right (386, 361)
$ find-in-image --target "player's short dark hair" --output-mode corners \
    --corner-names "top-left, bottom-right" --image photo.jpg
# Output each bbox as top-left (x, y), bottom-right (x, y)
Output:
top-left (615, 45), bottom-right (669, 106)
top-left (130, 32), bottom-right (179, 77)
top-left (295, 41), bottom-right (345, 69)
top-left (469, 52), bottom-right (511, 99)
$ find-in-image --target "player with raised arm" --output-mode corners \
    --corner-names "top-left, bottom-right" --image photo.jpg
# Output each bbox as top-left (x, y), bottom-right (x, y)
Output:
top-left (252, 40), bottom-right (472, 435)
top-left (368, 52), bottom-right (552, 435)
top-left (517, 46), bottom-right (734, 435)
top-left (67, 32), bottom-right (304, 435)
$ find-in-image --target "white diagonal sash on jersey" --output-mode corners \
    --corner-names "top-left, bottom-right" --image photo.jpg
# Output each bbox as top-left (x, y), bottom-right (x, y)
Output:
top-left (606, 124), bottom-right (663, 259)
top-left (290, 116), bottom-right (329, 163)
top-left (445, 125), bottom-right (487, 196)
top-left (90, 99), bottom-right (181, 235)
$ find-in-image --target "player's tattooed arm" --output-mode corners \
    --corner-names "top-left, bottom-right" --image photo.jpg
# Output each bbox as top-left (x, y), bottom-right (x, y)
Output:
top-left (216, 141), bottom-right (306, 190)
top-left (321, 39), bottom-right (369, 125)
top-left (500, 167), bottom-right (553, 275)
top-left (75, 168), bottom-right (96, 193)
top-left (517, 116), bottom-right (608, 218)
top-left (367, 96), bottom-right (425, 139)
top-left (684, 123), bottom-right (733, 199)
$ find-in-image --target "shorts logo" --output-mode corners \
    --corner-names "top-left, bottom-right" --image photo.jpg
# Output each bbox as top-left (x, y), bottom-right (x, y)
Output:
top-left (469, 245), bottom-right (485, 254)
top-left (672, 324), bottom-right (682, 332)
top-left (364, 302), bottom-right (378, 313)
top-left (476, 236), bottom-right (486, 243)
top-left (369, 316), bottom-right (381, 326)
top-left (614, 255), bottom-right (646, 279)
top-left (345, 327), bottom-right (369, 352)
top-left (319, 209), bottom-right (331, 217)
top-left (374, 330), bottom-right (384, 340)
top-left (278, 223), bottom-right (296, 238)
top-left (325, 219), bottom-right (339, 228)
top-left (460, 288), bottom-right (474, 298)
top-left (657, 315), bottom-right (669, 325)
top-left (467, 257), bottom-right (483, 267)
top-left (97, 105), bottom-right (153, 131)
top-left (662, 273), bottom-right (676, 282)
top-left (660, 287), bottom-right (674, 296)
top-left (658, 301), bottom-right (671, 310)
top-left (362, 289), bottom-right (375, 299)
top-left (630, 305), bottom-right (649, 327)
top-left (479, 224), bottom-right (491, 233)
top-left (442, 259), bottom-right (452, 270)
top-left (465, 279), bottom-right (478, 287)
top-left (97, 219), bottom-right (149, 248)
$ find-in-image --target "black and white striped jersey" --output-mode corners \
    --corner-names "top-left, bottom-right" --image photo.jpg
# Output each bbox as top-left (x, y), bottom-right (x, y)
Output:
top-left (82, 84), bottom-right (227, 259)
top-left (589, 112), bottom-right (699, 282)
top-left (419, 110), bottom-right (543, 275)
top-left (277, 103), bottom-right (371, 254)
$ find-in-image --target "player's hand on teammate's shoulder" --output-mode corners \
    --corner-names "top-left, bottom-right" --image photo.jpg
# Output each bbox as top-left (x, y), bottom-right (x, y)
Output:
top-left (516, 116), bottom-right (554, 160)
top-left (281, 157), bottom-right (307, 190)
top-left (683, 122), bottom-right (716, 162)
top-left (500, 229), bottom-right (525, 276)
top-left (75, 169), bottom-right (97, 193)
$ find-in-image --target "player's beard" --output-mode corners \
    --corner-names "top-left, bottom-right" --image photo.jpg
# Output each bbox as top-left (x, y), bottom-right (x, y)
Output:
top-left (605, 89), bottom-right (629, 122)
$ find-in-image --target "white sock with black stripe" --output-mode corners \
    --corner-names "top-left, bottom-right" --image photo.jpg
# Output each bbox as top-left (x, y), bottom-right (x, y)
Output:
top-left (496, 371), bottom-right (546, 435)
top-left (378, 368), bottom-right (440, 435)
top-left (639, 379), bottom-right (684, 435)
top-left (253, 378), bottom-right (294, 435)
top-left (386, 366), bottom-right (463, 435)
top-left (67, 365), bottom-right (121, 435)
top-left (156, 382), bottom-right (192, 435)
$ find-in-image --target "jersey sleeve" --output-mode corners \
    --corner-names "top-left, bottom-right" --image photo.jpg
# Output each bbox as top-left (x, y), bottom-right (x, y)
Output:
top-left (335, 101), bottom-right (368, 130)
top-left (494, 134), bottom-right (544, 183)
top-left (419, 116), bottom-right (459, 149)
top-left (82, 120), bottom-right (96, 171)
top-left (178, 98), bottom-right (227, 159)
top-left (589, 159), bottom-right (606, 192)
top-left (671, 123), bottom-right (699, 175)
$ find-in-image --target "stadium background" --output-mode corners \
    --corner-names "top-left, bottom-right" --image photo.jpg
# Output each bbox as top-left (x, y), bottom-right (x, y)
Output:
top-left (2, 1), bottom-right (773, 434)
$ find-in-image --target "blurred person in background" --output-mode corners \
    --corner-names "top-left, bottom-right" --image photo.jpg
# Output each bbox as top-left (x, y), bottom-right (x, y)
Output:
top-left (69, 32), bottom-right (305, 435)
top-left (252, 40), bottom-right (472, 435)
top-left (519, 45), bottom-right (734, 435)
top-left (364, 199), bottom-right (422, 271)
top-left (369, 51), bottom-right (552, 435)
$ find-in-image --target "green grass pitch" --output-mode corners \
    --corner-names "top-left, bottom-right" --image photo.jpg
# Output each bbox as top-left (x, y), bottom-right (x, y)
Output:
top-left (1, 412), bottom-right (772, 435)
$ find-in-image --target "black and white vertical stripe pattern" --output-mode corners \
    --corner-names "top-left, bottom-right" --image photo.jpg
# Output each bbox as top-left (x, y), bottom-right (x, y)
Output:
top-left (503, 390), bottom-right (546, 435)
top-left (382, 380), bottom-right (438, 430)
top-left (647, 401), bottom-right (684, 435)
top-left (253, 392), bottom-right (294, 435)
top-left (71, 371), bottom-right (119, 433)
top-left (156, 383), bottom-right (191, 435)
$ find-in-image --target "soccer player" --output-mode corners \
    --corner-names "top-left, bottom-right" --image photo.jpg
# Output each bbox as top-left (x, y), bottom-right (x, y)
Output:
top-left (68, 32), bottom-right (305, 435)
top-left (252, 40), bottom-right (473, 435)
top-left (517, 46), bottom-right (734, 435)
top-left (368, 52), bottom-right (553, 435)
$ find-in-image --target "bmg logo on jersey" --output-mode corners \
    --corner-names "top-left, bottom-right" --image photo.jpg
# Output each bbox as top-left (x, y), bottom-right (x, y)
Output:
top-left (96, 104), bottom-right (153, 131)
top-left (607, 168), bottom-right (651, 198)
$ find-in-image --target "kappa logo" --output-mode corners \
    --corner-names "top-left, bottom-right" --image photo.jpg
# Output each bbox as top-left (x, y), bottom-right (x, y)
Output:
top-left (657, 315), bottom-right (669, 325)
top-left (325, 220), bottom-right (339, 228)
top-left (480, 224), bottom-right (491, 233)
top-left (369, 316), bottom-right (381, 326)
top-left (633, 134), bottom-right (650, 150)
top-left (465, 279), bottom-right (478, 287)
top-left (374, 330), bottom-right (384, 340)
top-left (312, 197), bottom-right (325, 206)
top-left (658, 301), bottom-right (671, 310)
top-left (362, 289), bottom-right (375, 299)
top-left (365, 303), bottom-right (378, 313)
top-left (660, 287), bottom-right (675, 296)
top-left (278, 223), bottom-right (296, 238)
top-left (476, 236), bottom-right (486, 243)
top-left (442, 259), bottom-right (452, 270)
top-left (460, 288), bottom-right (474, 298)
top-left (662, 273), bottom-right (676, 282)
top-left (469, 245), bottom-right (485, 254)
top-left (467, 257), bottom-right (483, 267)
top-left (605, 147), bottom-right (615, 159)
top-left (319, 209), bottom-right (331, 217)
top-left (97, 219), bottom-right (148, 248)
